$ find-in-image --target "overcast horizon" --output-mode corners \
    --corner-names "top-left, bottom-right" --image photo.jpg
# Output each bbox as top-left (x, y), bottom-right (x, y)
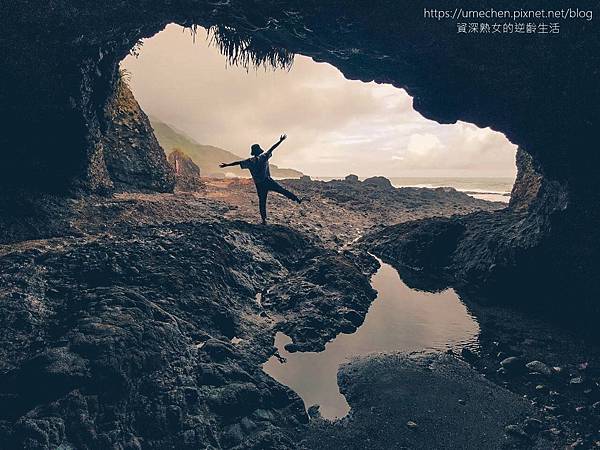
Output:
top-left (122, 24), bottom-right (518, 179)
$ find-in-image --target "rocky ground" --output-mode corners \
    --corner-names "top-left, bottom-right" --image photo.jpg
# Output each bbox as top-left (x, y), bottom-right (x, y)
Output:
top-left (304, 353), bottom-right (552, 450)
top-left (1, 177), bottom-right (597, 449)
top-left (202, 177), bottom-right (502, 248)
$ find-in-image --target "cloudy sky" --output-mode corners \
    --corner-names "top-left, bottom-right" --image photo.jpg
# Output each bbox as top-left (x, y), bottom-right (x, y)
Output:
top-left (122, 24), bottom-right (517, 179)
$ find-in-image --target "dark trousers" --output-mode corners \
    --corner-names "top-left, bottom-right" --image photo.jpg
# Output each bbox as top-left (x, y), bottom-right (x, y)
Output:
top-left (255, 179), bottom-right (299, 222)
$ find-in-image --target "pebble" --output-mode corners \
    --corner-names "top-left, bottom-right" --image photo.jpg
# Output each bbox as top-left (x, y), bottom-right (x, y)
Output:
top-left (549, 390), bottom-right (563, 400)
top-left (569, 376), bottom-right (584, 385)
top-left (525, 360), bottom-right (553, 376)
top-left (307, 405), bottom-right (321, 419)
top-left (500, 356), bottom-right (525, 374)
top-left (569, 438), bottom-right (585, 448)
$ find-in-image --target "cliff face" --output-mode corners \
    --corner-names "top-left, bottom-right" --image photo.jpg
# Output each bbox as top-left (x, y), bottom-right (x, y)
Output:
top-left (102, 82), bottom-right (176, 192)
top-left (509, 148), bottom-right (544, 211)
top-left (0, 1), bottom-right (598, 313)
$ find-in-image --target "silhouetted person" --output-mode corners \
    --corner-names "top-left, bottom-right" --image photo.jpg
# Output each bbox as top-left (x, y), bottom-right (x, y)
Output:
top-left (220, 134), bottom-right (303, 224)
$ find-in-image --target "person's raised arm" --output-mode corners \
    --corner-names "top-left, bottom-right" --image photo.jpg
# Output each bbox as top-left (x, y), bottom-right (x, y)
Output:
top-left (265, 134), bottom-right (287, 156)
top-left (219, 160), bottom-right (243, 168)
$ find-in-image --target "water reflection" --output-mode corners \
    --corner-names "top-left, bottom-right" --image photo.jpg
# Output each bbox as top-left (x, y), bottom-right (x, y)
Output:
top-left (262, 258), bottom-right (480, 419)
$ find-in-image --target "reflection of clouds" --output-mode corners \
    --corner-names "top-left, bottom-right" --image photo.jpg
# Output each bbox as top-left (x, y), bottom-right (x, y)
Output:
top-left (124, 24), bottom-right (517, 178)
top-left (263, 261), bottom-right (480, 419)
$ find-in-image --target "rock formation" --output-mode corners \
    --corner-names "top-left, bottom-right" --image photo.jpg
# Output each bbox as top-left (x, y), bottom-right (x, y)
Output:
top-left (0, 217), bottom-right (376, 448)
top-left (102, 80), bottom-right (176, 192)
top-left (363, 176), bottom-right (393, 189)
top-left (359, 144), bottom-right (589, 325)
top-left (168, 148), bottom-right (202, 191)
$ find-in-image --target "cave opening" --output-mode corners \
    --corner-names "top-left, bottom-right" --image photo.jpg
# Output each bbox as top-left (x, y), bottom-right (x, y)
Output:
top-left (118, 24), bottom-right (518, 204)
top-left (3, 4), bottom-right (600, 448)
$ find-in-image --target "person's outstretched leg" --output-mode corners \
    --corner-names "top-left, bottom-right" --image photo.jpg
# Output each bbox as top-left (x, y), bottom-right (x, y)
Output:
top-left (268, 179), bottom-right (301, 203)
top-left (257, 186), bottom-right (268, 224)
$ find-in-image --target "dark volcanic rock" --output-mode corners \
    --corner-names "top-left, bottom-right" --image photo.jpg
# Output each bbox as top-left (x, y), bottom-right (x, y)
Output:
top-left (362, 217), bottom-right (464, 275)
top-left (526, 360), bottom-right (553, 376)
top-left (103, 82), bottom-right (176, 193)
top-left (168, 148), bottom-right (202, 191)
top-left (2, 1), bottom-right (600, 447)
top-left (509, 148), bottom-right (544, 211)
top-left (500, 357), bottom-right (526, 375)
top-left (0, 218), bottom-right (376, 448)
top-left (362, 176), bottom-right (392, 189)
top-left (304, 353), bottom-right (549, 449)
top-left (361, 143), bottom-right (598, 328)
top-left (262, 250), bottom-right (377, 352)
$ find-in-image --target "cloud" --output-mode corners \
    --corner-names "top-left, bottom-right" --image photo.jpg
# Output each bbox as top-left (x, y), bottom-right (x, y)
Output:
top-left (122, 24), bottom-right (517, 178)
top-left (405, 134), bottom-right (444, 156)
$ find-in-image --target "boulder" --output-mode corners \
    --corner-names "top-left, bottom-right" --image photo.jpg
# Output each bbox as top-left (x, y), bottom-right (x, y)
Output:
top-left (167, 148), bottom-right (202, 191)
top-left (363, 176), bottom-right (392, 189)
top-left (525, 360), bottom-right (553, 376)
top-left (500, 357), bottom-right (526, 375)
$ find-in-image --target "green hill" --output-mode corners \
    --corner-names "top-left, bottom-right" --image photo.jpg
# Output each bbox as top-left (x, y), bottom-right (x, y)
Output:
top-left (150, 119), bottom-right (304, 179)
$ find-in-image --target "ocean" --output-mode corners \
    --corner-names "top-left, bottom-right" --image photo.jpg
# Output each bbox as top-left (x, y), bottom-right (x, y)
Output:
top-left (314, 176), bottom-right (514, 203)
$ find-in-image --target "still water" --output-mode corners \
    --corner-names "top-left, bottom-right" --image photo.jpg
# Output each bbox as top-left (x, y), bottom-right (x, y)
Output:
top-left (262, 258), bottom-right (480, 419)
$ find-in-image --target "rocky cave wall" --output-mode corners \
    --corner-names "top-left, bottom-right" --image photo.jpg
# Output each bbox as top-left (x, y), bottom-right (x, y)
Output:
top-left (1, 0), bottom-right (599, 316)
top-left (102, 79), bottom-right (175, 193)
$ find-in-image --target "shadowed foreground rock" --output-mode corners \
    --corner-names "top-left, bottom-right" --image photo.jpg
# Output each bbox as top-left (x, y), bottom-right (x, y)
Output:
top-left (304, 353), bottom-right (552, 450)
top-left (0, 177), bottom-right (598, 448)
top-left (0, 219), bottom-right (375, 449)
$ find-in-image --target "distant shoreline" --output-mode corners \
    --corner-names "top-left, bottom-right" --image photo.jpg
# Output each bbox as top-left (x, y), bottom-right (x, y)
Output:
top-left (312, 176), bottom-right (514, 203)
top-left (205, 174), bottom-right (513, 203)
